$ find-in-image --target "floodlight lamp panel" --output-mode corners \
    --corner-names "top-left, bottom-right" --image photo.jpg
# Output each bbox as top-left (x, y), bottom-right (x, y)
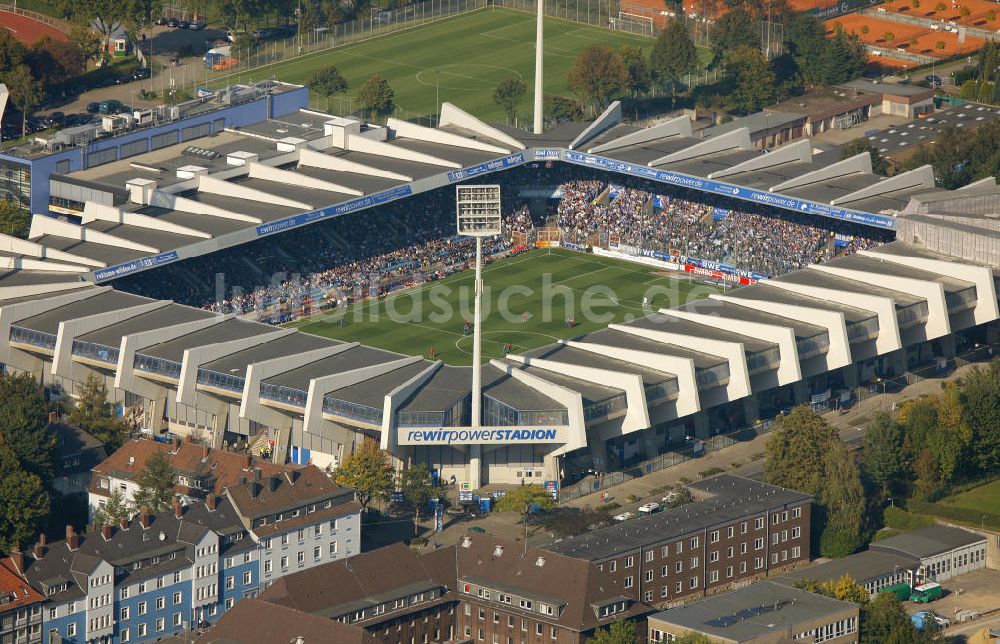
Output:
top-left (456, 184), bottom-right (502, 237)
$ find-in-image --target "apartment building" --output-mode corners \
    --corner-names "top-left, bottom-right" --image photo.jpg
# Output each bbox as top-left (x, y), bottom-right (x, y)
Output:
top-left (0, 553), bottom-right (44, 644)
top-left (546, 475), bottom-right (812, 608)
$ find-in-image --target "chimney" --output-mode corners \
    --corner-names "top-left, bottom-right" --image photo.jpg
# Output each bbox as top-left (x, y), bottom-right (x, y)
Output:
top-left (172, 498), bottom-right (182, 519)
top-left (172, 437), bottom-right (181, 452)
top-left (9, 548), bottom-right (23, 574)
top-left (101, 524), bottom-right (113, 541)
top-left (202, 445), bottom-right (210, 459)
top-left (243, 455), bottom-right (252, 470)
top-left (268, 476), bottom-right (280, 493)
top-left (66, 526), bottom-right (79, 551)
top-left (139, 507), bottom-right (151, 529)
top-left (119, 517), bottom-right (129, 530)
top-left (206, 495), bottom-right (217, 512)
top-left (48, 411), bottom-right (58, 424)
top-left (32, 542), bottom-right (43, 560)
top-left (39, 533), bottom-right (46, 546)
top-left (254, 468), bottom-right (262, 480)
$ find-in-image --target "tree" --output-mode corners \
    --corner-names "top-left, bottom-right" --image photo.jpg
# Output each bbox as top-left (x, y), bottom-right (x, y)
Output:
top-left (797, 574), bottom-right (871, 605)
top-left (69, 25), bottom-right (103, 68)
top-left (960, 5), bottom-right (971, 17)
top-left (398, 464), bottom-right (435, 535)
top-left (936, 40), bottom-right (946, 50)
top-left (725, 45), bottom-right (775, 114)
top-left (840, 137), bottom-right (888, 175)
top-left (587, 619), bottom-right (637, 644)
top-left (132, 450), bottom-right (175, 513)
top-left (494, 484), bottom-right (555, 549)
top-left (6, 65), bottom-right (43, 140)
top-left (308, 64), bottom-right (348, 111)
top-left (822, 27), bottom-right (867, 85)
top-left (567, 45), bottom-right (628, 116)
top-left (765, 406), bottom-right (866, 557)
top-left (545, 95), bottom-right (584, 123)
top-left (0, 372), bottom-right (55, 480)
top-left (911, 0), bottom-right (920, 7)
top-left (334, 440), bottom-right (394, 513)
top-left (57, 0), bottom-right (128, 66)
top-left (989, 9), bottom-right (997, 21)
top-left (68, 374), bottom-right (129, 452)
top-left (958, 362), bottom-right (1000, 473)
top-left (0, 30), bottom-right (28, 73)
top-left (93, 488), bottom-right (133, 526)
top-left (784, 13), bottom-right (827, 86)
top-left (0, 200), bottom-right (30, 238)
top-left (708, 8), bottom-right (759, 67)
top-left (650, 19), bottom-right (697, 105)
top-left (934, 1), bottom-right (946, 10)
top-left (28, 37), bottom-right (86, 87)
top-left (860, 24), bottom-right (870, 35)
top-left (862, 592), bottom-right (933, 644)
top-left (618, 45), bottom-right (651, 98)
top-left (493, 76), bottom-right (527, 124)
top-left (861, 412), bottom-right (904, 493)
top-left (358, 74), bottom-right (395, 121)
top-left (883, 31), bottom-right (895, 43)
top-left (0, 441), bottom-right (50, 552)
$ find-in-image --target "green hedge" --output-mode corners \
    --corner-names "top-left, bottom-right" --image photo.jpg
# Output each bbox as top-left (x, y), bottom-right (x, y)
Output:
top-left (883, 506), bottom-right (936, 531)
top-left (907, 500), bottom-right (1000, 531)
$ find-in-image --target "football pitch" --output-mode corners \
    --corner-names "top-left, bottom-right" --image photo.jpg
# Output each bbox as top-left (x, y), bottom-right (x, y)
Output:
top-left (246, 9), bottom-right (711, 122)
top-left (290, 248), bottom-right (722, 365)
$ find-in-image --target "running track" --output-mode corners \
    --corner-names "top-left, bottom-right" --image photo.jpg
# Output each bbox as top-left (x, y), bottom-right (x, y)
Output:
top-left (1, 10), bottom-right (69, 45)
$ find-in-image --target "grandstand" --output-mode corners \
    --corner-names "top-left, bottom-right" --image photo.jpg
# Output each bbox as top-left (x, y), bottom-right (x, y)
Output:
top-left (2, 99), bottom-right (999, 491)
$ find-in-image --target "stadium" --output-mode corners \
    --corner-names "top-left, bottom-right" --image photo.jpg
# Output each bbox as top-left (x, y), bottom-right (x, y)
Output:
top-left (2, 89), bottom-right (999, 493)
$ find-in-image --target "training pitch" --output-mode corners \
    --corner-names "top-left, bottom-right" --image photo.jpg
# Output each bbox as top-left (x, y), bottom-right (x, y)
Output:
top-left (247, 9), bottom-right (709, 122)
top-left (291, 248), bottom-right (722, 365)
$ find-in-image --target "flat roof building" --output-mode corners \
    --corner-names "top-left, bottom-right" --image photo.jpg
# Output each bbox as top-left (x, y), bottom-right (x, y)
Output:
top-left (647, 581), bottom-right (860, 644)
top-left (869, 525), bottom-right (988, 582)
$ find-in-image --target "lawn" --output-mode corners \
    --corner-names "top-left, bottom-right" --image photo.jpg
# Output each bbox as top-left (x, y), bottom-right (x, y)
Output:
top-left (290, 248), bottom-right (721, 365)
top-left (938, 479), bottom-right (1000, 516)
top-left (215, 9), bottom-right (708, 122)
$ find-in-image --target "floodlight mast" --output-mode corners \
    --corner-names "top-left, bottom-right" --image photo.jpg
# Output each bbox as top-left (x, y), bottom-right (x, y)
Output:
top-left (456, 185), bottom-right (502, 490)
top-left (533, 0), bottom-right (544, 134)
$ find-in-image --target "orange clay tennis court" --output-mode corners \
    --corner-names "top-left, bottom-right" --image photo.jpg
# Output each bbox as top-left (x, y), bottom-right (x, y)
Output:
top-left (828, 12), bottom-right (985, 56)
top-left (880, 0), bottom-right (1000, 29)
top-left (0, 9), bottom-right (69, 45)
top-left (622, 0), bottom-right (842, 25)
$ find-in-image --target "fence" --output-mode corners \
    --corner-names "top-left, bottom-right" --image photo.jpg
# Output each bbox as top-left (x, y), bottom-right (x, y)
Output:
top-left (0, 3), bottom-right (72, 33)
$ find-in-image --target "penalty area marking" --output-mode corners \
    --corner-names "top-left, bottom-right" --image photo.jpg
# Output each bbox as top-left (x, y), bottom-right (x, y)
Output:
top-left (415, 64), bottom-right (523, 92)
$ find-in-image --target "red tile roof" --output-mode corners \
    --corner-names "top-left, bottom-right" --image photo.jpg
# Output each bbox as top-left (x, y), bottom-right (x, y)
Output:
top-left (90, 438), bottom-right (287, 498)
top-left (0, 557), bottom-right (44, 612)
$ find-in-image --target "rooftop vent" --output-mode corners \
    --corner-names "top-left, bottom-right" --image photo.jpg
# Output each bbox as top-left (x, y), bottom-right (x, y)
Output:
top-left (493, 546), bottom-right (504, 557)
top-left (461, 537), bottom-right (472, 548)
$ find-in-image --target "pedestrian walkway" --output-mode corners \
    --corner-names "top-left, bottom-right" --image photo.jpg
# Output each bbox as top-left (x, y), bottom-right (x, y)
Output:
top-left (561, 360), bottom-right (986, 511)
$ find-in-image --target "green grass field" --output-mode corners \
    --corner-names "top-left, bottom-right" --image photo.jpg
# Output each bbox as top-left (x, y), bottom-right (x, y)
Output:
top-left (245, 9), bottom-right (710, 122)
top-left (938, 479), bottom-right (1000, 516)
top-left (290, 248), bottom-right (721, 365)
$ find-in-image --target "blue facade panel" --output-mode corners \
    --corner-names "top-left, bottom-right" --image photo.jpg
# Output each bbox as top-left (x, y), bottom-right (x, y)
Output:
top-left (42, 606), bottom-right (85, 644)
top-left (115, 578), bottom-right (189, 643)
top-left (0, 85), bottom-right (308, 215)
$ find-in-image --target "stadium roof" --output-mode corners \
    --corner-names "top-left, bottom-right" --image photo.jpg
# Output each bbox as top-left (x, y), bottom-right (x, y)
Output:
top-left (34, 99), bottom-right (998, 283)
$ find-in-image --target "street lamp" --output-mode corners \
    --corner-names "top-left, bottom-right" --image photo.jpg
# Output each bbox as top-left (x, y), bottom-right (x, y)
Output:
top-left (456, 185), bottom-right (502, 490)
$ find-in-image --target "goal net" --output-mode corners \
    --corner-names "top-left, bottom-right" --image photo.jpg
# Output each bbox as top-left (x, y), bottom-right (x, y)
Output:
top-left (611, 11), bottom-right (656, 36)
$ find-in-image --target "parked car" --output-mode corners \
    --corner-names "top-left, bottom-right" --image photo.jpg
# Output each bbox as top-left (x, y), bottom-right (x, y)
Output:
top-left (926, 74), bottom-right (943, 86)
top-left (612, 511), bottom-right (635, 522)
top-left (166, 18), bottom-right (179, 27)
top-left (177, 20), bottom-right (190, 29)
top-left (86, 101), bottom-right (100, 113)
top-left (187, 20), bottom-right (204, 30)
top-left (911, 581), bottom-right (943, 603)
top-left (154, 16), bottom-right (166, 25)
top-left (98, 99), bottom-right (127, 115)
top-left (132, 67), bottom-right (151, 80)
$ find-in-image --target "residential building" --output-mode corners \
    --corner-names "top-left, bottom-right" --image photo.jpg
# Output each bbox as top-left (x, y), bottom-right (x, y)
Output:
top-left (647, 581), bottom-right (860, 643)
top-left (192, 598), bottom-right (377, 643)
top-left (50, 418), bottom-right (106, 499)
top-left (454, 534), bottom-right (652, 643)
top-left (88, 438), bottom-right (284, 521)
top-left (545, 475), bottom-right (812, 607)
top-left (258, 543), bottom-right (457, 644)
top-left (778, 550), bottom-right (919, 599)
top-left (0, 552), bottom-right (44, 644)
top-left (208, 534), bottom-right (651, 644)
top-left (23, 465), bottom-right (358, 644)
top-left (868, 525), bottom-right (988, 583)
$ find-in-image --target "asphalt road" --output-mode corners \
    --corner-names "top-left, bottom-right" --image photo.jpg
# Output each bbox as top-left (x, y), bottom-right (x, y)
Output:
top-left (864, 102), bottom-right (1000, 157)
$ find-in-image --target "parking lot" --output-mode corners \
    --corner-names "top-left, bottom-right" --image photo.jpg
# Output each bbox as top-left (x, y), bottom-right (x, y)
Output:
top-left (864, 102), bottom-right (1000, 157)
top-left (902, 568), bottom-right (1000, 639)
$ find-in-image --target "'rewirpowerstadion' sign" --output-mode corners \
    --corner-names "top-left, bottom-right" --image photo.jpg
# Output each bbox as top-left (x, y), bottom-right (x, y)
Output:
top-left (399, 426), bottom-right (569, 446)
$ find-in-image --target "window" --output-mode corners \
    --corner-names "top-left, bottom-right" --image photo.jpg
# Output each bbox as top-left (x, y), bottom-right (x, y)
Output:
top-left (645, 550), bottom-right (654, 563)
top-left (121, 628), bottom-right (131, 642)
top-left (643, 590), bottom-right (653, 602)
top-left (661, 586), bottom-right (669, 598)
top-left (173, 591), bottom-right (182, 605)
top-left (740, 543), bottom-right (748, 555)
top-left (661, 565), bottom-right (668, 578)
top-left (226, 577), bottom-right (235, 591)
top-left (121, 606), bottom-right (130, 621)
top-left (624, 576), bottom-right (633, 590)
top-left (792, 547), bottom-right (801, 558)
top-left (792, 527), bottom-right (801, 539)
top-left (675, 542), bottom-right (683, 554)
top-left (120, 587), bottom-right (130, 600)
top-left (314, 524), bottom-right (322, 537)
top-left (709, 530), bottom-right (719, 543)
top-left (280, 556), bottom-right (288, 569)
top-left (675, 561), bottom-right (683, 573)
top-left (755, 517), bottom-right (765, 530)
top-left (609, 561), bottom-right (616, 573)
top-left (330, 541), bottom-right (338, 556)
top-left (67, 624), bottom-right (77, 637)
top-left (726, 565), bottom-right (734, 578)
top-left (709, 551), bottom-right (719, 563)
top-left (675, 581), bottom-right (682, 593)
top-left (690, 576), bottom-right (698, 589)
top-left (709, 570), bottom-right (719, 583)
top-left (156, 617), bottom-right (165, 632)
top-left (314, 546), bottom-right (321, 561)
top-left (264, 559), bottom-right (272, 574)
top-left (772, 514), bottom-right (780, 525)
top-left (792, 507), bottom-right (802, 519)
top-left (625, 556), bottom-right (634, 568)
top-left (536, 624), bottom-right (543, 636)
top-left (727, 526), bottom-right (734, 538)
top-left (690, 536), bottom-right (699, 548)
top-left (645, 570), bottom-right (653, 582)
top-left (755, 538), bottom-right (764, 550)
top-left (243, 571), bottom-right (252, 585)
top-left (138, 601), bottom-right (147, 616)
top-left (740, 562), bottom-right (748, 574)
top-left (755, 557), bottom-right (764, 570)
top-left (689, 557), bottom-right (699, 568)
